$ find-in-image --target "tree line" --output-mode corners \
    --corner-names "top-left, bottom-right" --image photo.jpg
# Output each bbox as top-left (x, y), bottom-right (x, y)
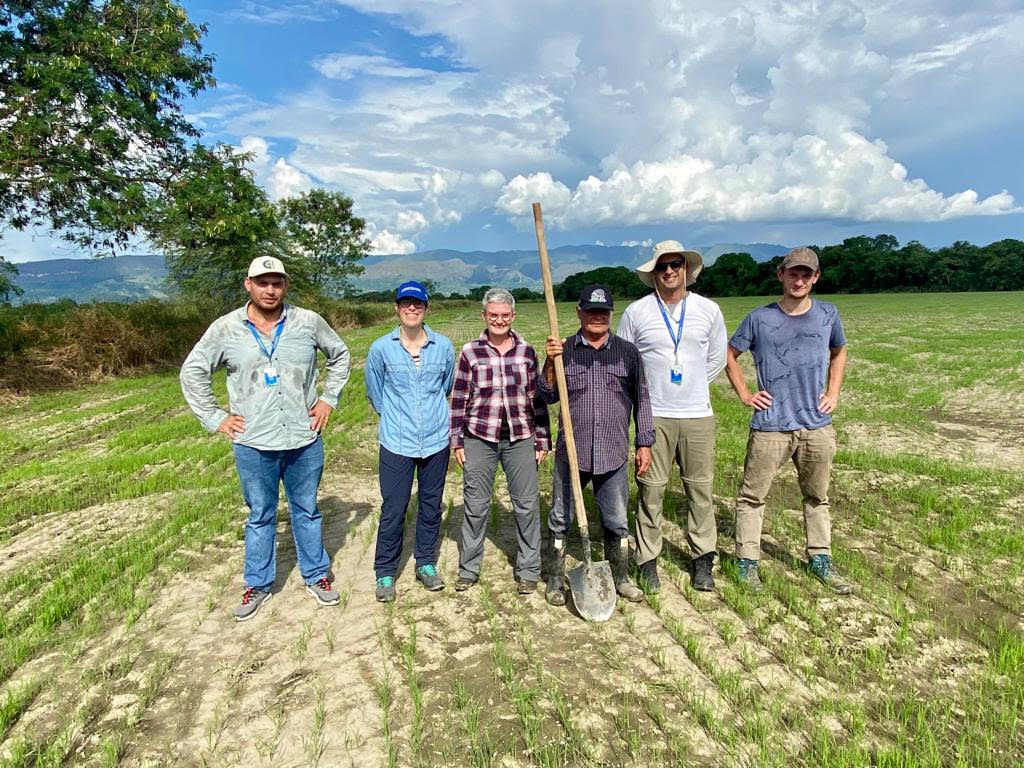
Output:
top-left (697, 236), bottom-right (1024, 296)
top-left (450, 235), bottom-right (1021, 304)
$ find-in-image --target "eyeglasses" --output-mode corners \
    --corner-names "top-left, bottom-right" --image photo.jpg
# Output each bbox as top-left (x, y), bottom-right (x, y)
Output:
top-left (653, 259), bottom-right (685, 273)
top-left (485, 313), bottom-right (514, 323)
top-left (397, 299), bottom-right (426, 309)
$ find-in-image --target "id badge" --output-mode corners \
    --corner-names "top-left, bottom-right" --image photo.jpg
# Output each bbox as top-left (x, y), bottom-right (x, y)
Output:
top-left (263, 366), bottom-right (279, 387)
top-left (670, 364), bottom-right (683, 384)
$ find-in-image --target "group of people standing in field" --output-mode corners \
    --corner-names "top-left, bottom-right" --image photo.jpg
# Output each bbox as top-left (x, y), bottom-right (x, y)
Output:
top-left (180, 241), bottom-right (849, 622)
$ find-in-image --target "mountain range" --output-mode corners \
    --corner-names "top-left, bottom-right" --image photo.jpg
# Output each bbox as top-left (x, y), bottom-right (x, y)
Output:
top-left (8, 243), bottom-right (788, 304)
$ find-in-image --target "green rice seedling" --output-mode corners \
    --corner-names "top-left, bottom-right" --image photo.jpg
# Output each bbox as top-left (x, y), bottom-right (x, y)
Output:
top-left (452, 677), bottom-right (496, 768)
top-left (613, 691), bottom-right (644, 759)
top-left (293, 618), bottom-right (314, 662)
top-left (98, 733), bottom-right (126, 768)
top-left (303, 677), bottom-right (329, 768)
top-left (325, 624), bottom-right (337, 655)
top-left (0, 676), bottom-right (43, 740)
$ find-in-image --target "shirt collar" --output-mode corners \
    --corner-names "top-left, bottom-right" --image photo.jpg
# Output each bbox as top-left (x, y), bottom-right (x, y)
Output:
top-left (573, 330), bottom-right (615, 350)
top-left (476, 328), bottom-right (523, 348)
top-left (241, 302), bottom-right (289, 325)
top-left (390, 324), bottom-right (436, 344)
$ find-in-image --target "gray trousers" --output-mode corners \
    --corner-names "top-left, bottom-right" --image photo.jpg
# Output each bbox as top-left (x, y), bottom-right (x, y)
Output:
top-left (459, 434), bottom-right (541, 582)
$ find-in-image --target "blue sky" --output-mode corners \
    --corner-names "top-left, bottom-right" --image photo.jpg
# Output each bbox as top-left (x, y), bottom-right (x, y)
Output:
top-left (7, 0), bottom-right (1024, 262)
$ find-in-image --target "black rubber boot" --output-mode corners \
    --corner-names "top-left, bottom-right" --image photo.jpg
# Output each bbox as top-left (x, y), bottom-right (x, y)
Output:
top-left (545, 537), bottom-right (566, 606)
top-left (692, 552), bottom-right (716, 592)
top-left (638, 558), bottom-right (661, 594)
top-left (605, 532), bottom-right (643, 602)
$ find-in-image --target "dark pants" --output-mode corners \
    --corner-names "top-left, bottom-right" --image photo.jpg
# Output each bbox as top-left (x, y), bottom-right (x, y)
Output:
top-left (548, 452), bottom-right (630, 540)
top-left (374, 445), bottom-right (450, 579)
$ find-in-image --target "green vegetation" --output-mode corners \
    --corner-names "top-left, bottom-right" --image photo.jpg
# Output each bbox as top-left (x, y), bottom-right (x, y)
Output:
top-left (0, 0), bottom-right (215, 250)
top-left (696, 235), bottom-right (1024, 296)
top-left (0, 293), bottom-right (1022, 766)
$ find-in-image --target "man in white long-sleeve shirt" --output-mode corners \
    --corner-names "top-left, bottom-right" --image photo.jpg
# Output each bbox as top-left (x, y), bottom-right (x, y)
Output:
top-left (617, 241), bottom-right (727, 592)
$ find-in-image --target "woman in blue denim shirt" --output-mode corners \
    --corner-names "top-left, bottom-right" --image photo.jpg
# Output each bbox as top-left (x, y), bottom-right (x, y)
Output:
top-left (365, 281), bottom-right (455, 602)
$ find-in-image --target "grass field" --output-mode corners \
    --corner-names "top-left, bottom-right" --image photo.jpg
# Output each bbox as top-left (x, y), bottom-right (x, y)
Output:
top-left (1, 291), bottom-right (1022, 767)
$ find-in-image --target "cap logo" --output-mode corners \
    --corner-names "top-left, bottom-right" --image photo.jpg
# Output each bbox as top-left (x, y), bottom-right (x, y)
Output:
top-left (263, 259), bottom-right (274, 269)
top-left (591, 288), bottom-right (607, 303)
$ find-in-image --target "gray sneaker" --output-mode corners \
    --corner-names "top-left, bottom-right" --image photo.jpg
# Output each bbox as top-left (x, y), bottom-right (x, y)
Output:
top-left (376, 576), bottom-right (396, 602)
top-left (736, 558), bottom-right (765, 594)
top-left (306, 577), bottom-right (340, 606)
top-left (234, 587), bottom-right (272, 621)
top-left (415, 564), bottom-right (445, 591)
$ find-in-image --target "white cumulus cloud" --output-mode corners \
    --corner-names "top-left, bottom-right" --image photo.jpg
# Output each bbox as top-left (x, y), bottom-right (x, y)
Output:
top-left (369, 226), bottom-right (417, 254)
top-left (203, 0), bottom-right (1022, 243)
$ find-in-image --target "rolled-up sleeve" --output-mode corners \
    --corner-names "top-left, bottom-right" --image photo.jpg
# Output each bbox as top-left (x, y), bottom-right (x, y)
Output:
top-left (364, 343), bottom-right (385, 414)
top-left (449, 349), bottom-right (473, 448)
top-left (316, 315), bottom-right (350, 408)
top-left (180, 327), bottom-right (229, 433)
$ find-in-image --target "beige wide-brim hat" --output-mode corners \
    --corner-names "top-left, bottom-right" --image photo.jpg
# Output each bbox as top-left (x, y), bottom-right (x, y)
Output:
top-left (635, 240), bottom-right (703, 288)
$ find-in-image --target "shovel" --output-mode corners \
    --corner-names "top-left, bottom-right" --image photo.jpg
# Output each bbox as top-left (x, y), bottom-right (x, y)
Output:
top-left (532, 202), bottom-right (617, 622)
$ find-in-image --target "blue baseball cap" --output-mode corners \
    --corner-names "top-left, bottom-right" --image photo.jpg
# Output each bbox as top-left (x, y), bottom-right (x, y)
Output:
top-left (395, 280), bottom-right (429, 303)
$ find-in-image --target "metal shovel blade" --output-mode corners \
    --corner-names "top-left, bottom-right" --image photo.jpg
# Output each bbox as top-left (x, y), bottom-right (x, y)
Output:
top-left (567, 560), bottom-right (617, 622)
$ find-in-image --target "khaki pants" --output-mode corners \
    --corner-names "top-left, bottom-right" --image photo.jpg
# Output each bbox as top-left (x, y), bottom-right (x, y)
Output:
top-left (635, 415), bottom-right (717, 564)
top-left (735, 426), bottom-right (836, 561)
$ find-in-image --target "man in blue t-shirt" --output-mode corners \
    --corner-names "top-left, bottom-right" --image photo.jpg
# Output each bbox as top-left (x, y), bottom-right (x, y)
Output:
top-left (724, 247), bottom-right (851, 595)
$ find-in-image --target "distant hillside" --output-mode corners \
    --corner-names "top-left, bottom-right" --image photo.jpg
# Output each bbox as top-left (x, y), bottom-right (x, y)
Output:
top-left (11, 254), bottom-right (169, 304)
top-left (9, 243), bottom-right (788, 303)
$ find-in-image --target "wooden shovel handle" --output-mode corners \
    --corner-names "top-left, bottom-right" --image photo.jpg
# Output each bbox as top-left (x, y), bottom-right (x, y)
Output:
top-left (533, 203), bottom-right (590, 537)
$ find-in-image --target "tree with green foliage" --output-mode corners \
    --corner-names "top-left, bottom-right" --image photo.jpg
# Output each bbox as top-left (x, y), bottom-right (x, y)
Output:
top-left (0, 0), bottom-right (215, 250)
top-left (151, 144), bottom-right (289, 306)
top-left (555, 266), bottom-right (647, 302)
top-left (0, 256), bottom-right (21, 302)
top-left (277, 188), bottom-right (369, 296)
top-left (694, 252), bottom-right (758, 297)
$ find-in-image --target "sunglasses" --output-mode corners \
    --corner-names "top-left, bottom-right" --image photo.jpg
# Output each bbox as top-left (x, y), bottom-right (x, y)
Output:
top-left (653, 259), bottom-right (685, 273)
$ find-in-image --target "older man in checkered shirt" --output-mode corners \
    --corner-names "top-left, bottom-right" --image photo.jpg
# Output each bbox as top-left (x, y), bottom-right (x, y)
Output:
top-left (540, 284), bottom-right (655, 605)
top-left (450, 288), bottom-right (552, 595)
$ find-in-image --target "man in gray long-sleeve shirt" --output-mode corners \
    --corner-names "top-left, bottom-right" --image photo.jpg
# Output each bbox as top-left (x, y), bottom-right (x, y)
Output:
top-left (180, 256), bottom-right (351, 621)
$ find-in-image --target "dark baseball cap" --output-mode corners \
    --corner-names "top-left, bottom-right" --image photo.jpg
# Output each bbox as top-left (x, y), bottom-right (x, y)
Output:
top-left (395, 280), bottom-right (429, 303)
top-left (578, 284), bottom-right (613, 311)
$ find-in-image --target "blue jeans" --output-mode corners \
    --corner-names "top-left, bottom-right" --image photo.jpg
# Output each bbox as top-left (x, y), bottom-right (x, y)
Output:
top-left (374, 445), bottom-right (450, 579)
top-left (548, 453), bottom-right (629, 540)
top-left (233, 436), bottom-right (330, 589)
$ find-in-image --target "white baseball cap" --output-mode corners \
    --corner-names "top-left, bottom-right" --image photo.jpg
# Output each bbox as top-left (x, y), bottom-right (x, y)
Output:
top-left (247, 256), bottom-right (289, 278)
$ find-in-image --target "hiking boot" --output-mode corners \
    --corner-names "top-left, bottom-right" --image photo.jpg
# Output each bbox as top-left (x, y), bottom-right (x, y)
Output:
top-left (518, 580), bottom-right (537, 595)
top-left (692, 552), bottom-right (715, 592)
top-left (808, 554), bottom-right (852, 595)
top-left (455, 576), bottom-right (477, 592)
top-left (415, 564), bottom-right (445, 592)
top-left (638, 559), bottom-right (661, 594)
top-left (234, 587), bottom-right (272, 621)
top-left (375, 576), bottom-right (396, 603)
top-left (736, 558), bottom-right (764, 594)
top-left (546, 537), bottom-right (567, 606)
top-left (605, 532), bottom-right (643, 603)
top-left (306, 577), bottom-right (340, 606)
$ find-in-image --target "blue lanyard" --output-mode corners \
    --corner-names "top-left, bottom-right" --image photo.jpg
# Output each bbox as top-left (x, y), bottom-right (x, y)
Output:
top-left (657, 297), bottom-right (686, 358)
top-left (246, 317), bottom-right (285, 361)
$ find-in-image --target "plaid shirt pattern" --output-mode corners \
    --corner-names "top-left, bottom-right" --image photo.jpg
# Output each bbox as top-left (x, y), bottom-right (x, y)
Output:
top-left (450, 330), bottom-right (552, 450)
top-left (538, 331), bottom-right (655, 475)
